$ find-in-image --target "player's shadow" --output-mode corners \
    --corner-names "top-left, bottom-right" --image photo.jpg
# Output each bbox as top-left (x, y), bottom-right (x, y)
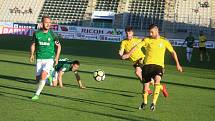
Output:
top-left (0, 74), bottom-right (36, 85)
top-left (0, 72), bottom-right (138, 98)
top-left (0, 91), bottom-right (158, 121)
top-left (0, 83), bottom-right (136, 112)
top-left (0, 59), bottom-right (34, 66)
top-left (64, 84), bottom-right (138, 97)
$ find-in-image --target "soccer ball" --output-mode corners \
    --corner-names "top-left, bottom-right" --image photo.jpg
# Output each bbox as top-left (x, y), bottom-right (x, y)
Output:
top-left (93, 69), bottom-right (105, 82)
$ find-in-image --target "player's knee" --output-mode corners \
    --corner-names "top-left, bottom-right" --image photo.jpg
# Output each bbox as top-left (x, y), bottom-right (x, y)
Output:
top-left (41, 71), bottom-right (48, 80)
top-left (135, 69), bottom-right (142, 76)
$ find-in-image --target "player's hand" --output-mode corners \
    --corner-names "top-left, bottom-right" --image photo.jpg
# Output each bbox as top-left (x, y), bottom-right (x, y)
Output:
top-left (80, 85), bottom-right (86, 89)
top-left (176, 64), bottom-right (183, 72)
top-left (54, 58), bottom-right (59, 66)
top-left (30, 55), bottom-right (34, 63)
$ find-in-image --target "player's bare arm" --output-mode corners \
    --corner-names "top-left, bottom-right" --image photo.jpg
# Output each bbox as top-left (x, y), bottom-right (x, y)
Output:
top-left (171, 50), bottom-right (183, 72)
top-left (123, 44), bottom-right (140, 59)
top-left (30, 42), bottom-right (35, 62)
top-left (55, 41), bottom-right (61, 66)
top-left (74, 71), bottom-right (86, 89)
top-left (58, 70), bottom-right (64, 88)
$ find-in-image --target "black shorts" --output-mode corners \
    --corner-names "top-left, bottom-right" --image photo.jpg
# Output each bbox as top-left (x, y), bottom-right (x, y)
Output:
top-left (199, 47), bottom-right (206, 52)
top-left (142, 64), bottom-right (164, 83)
top-left (133, 58), bottom-right (144, 68)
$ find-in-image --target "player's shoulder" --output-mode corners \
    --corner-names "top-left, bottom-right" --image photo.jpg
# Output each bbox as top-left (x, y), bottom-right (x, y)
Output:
top-left (34, 29), bottom-right (43, 35)
top-left (142, 36), bottom-right (152, 42)
top-left (160, 36), bottom-right (170, 43)
top-left (49, 29), bottom-right (56, 35)
top-left (121, 38), bottom-right (128, 44)
top-left (133, 36), bottom-right (142, 40)
top-left (160, 36), bottom-right (168, 40)
top-left (143, 36), bottom-right (150, 40)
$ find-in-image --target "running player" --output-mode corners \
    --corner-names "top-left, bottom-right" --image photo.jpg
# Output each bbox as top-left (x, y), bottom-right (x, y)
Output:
top-left (30, 16), bottom-right (61, 100)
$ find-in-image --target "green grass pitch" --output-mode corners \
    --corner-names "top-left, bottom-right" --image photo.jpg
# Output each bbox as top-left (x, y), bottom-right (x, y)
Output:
top-left (0, 35), bottom-right (215, 121)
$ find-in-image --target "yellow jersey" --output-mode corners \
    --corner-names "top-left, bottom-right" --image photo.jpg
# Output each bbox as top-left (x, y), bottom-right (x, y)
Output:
top-left (137, 36), bottom-right (174, 68)
top-left (199, 35), bottom-right (207, 47)
top-left (119, 37), bottom-right (145, 63)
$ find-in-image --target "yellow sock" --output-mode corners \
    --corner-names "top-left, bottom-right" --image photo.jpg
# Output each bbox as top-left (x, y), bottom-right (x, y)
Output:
top-left (160, 84), bottom-right (163, 90)
top-left (152, 84), bottom-right (161, 105)
top-left (142, 91), bottom-right (148, 104)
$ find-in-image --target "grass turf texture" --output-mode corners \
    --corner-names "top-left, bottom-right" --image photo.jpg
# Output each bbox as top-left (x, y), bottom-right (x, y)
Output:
top-left (0, 35), bottom-right (215, 121)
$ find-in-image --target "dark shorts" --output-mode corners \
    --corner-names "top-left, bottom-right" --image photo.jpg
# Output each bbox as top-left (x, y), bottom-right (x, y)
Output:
top-left (199, 47), bottom-right (206, 53)
top-left (142, 64), bottom-right (164, 83)
top-left (133, 58), bottom-right (144, 68)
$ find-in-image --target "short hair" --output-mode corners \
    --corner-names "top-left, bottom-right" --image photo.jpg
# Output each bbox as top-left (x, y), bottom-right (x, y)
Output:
top-left (41, 16), bottom-right (51, 22)
top-left (148, 24), bottom-right (158, 30)
top-left (125, 26), bottom-right (133, 32)
top-left (73, 60), bottom-right (80, 65)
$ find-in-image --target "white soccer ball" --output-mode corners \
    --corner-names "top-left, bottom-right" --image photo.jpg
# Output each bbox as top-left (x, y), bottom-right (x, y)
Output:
top-left (93, 69), bottom-right (105, 82)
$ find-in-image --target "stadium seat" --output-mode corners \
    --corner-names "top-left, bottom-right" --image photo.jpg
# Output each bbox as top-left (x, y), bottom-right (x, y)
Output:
top-left (37, 0), bottom-right (89, 25)
top-left (0, 0), bottom-right (45, 23)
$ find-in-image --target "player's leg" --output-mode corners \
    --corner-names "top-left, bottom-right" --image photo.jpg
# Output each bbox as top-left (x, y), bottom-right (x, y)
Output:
top-left (186, 47), bottom-right (190, 62)
top-left (190, 48), bottom-right (193, 62)
top-left (139, 82), bottom-right (150, 110)
top-left (47, 67), bottom-right (54, 86)
top-left (150, 65), bottom-right (164, 111)
top-left (57, 71), bottom-right (64, 88)
top-left (32, 60), bottom-right (43, 100)
top-left (200, 48), bottom-right (203, 62)
top-left (52, 71), bottom-right (58, 87)
top-left (135, 64), bottom-right (153, 95)
top-left (150, 75), bottom-right (162, 111)
top-left (188, 47), bottom-right (192, 62)
top-left (35, 70), bottom-right (48, 96)
top-left (135, 66), bottom-right (142, 81)
top-left (32, 60), bottom-right (54, 100)
top-left (205, 49), bottom-right (210, 62)
top-left (139, 65), bottom-right (151, 110)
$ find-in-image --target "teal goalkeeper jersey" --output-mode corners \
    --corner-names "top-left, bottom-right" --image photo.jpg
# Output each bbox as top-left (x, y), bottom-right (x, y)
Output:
top-left (32, 30), bottom-right (59, 59)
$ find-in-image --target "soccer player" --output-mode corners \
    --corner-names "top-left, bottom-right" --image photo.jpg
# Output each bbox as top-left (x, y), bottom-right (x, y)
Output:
top-left (199, 31), bottom-right (210, 62)
top-left (119, 26), bottom-right (168, 96)
top-left (52, 58), bottom-right (85, 89)
top-left (119, 26), bottom-right (145, 81)
top-left (129, 24), bottom-right (182, 111)
top-left (30, 16), bottom-right (61, 100)
top-left (183, 32), bottom-right (195, 63)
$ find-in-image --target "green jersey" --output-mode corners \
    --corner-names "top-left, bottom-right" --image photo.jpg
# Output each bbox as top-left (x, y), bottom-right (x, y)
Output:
top-left (55, 58), bottom-right (81, 81)
top-left (55, 58), bottom-right (73, 72)
top-left (185, 36), bottom-right (195, 48)
top-left (32, 30), bottom-right (59, 59)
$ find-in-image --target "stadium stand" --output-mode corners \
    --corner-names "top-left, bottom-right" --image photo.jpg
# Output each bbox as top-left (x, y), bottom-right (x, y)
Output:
top-left (95, 0), bottom-right (120, 13)
top-left (0, 0), bottom-right (45, 23)
top-left (163, 0), bottom-right (214, 35)
top-left (38, 0), bottom-right (89, 25)
top-left (0, 0), bottom-right (214, 38)
top-left (127, 0), bottom-right (165, 30)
